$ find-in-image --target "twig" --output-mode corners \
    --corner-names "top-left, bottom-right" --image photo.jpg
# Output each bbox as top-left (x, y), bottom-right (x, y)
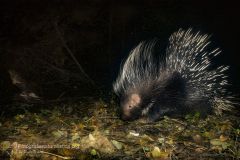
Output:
top-left (98, 116), bottom-right (119, 119)
top-left (165, 117), bottom-right (187, 126)
top-left (39, 151), bottom-right (72, 159)
top-left (53, 21), bottom-right (95, 85)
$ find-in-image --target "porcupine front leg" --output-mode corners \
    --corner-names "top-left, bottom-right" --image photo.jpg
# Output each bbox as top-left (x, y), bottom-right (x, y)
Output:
top-left (147, 103), bottom-right (180, 122)
top-left (150, 74), bottom-right (188, 121)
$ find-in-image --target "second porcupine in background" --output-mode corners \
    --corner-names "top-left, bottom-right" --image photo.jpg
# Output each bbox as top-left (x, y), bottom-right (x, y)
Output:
top-left (113, 28), bottom-right (235, 122)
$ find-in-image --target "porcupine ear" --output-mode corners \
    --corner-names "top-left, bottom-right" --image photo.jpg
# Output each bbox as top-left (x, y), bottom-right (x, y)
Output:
top-left (113, 39), bottom-right (161, 96)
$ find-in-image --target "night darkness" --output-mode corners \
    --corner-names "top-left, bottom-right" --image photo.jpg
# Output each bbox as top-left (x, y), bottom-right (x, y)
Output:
top-left (0, 1), bottom-right (240, 159)
top-left (0, 0), bottom-right (239, 101)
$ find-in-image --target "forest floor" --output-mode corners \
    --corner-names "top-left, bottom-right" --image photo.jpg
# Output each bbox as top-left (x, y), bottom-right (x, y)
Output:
top-left (0, 99), bottom-right (239, 160)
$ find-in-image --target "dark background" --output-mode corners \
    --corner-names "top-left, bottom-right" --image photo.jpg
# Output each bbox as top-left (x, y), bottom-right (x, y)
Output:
top-left (0, 0), bottom-right (239, 102)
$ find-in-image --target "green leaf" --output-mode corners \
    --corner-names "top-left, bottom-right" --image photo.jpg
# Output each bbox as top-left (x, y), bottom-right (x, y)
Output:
top-left (90, 149), bottom-right (97, 156)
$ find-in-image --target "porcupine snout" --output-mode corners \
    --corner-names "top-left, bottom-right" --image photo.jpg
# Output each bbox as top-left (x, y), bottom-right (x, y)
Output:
top-left (119, 93), bottom-right (142, 121)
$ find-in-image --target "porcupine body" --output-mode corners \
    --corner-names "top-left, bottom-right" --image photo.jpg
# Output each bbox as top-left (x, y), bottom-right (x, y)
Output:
top-left (113, 29), bottom-right (234, 122)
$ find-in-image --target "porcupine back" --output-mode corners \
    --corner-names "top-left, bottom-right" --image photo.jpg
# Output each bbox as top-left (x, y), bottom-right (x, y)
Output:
top-left (166, 29), bottom-right (234, 114)
top-left (113, 28), bottom-right (234, 121)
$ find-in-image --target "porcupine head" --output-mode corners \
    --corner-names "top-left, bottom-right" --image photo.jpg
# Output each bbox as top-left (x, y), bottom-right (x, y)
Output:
top-left (113, 29), bottom-right (234, 122)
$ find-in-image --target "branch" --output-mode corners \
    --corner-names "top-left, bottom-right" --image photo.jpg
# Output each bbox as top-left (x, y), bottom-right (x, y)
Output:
top-left (53, 21), bottom-right (95, 85)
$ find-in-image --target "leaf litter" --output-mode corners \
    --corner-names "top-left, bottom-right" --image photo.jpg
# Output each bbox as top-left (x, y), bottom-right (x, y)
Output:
top-left (0, 99), bottom-right (239, 159)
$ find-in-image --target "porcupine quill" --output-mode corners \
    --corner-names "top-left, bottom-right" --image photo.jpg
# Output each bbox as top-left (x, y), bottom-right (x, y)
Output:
top-left (113, 28), bottom-right (235, 122)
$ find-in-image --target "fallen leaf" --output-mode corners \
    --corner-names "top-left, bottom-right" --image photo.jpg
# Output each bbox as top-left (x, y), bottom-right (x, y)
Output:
top-left (0, 141), bottom-right (11, 151)
top-left (111, 140), bottom-right (123, 150)
top-left (151, 146), bottom-right (169, 159)
top-left (219, 135), bottom-right (228, 142)
top-left (158, 138), bottom-right (165, 144)
top-left (166, 138), bottom-right (174, 145)
top-left (15, 114), bottom-right (25, 121)
top-left (210, 139), bottom-right (231, 150)
top-left (71, 132), bottom-right (80, 141)
top-left (129, 131), bottom-right (140, 137)
top-left (210, 139), bottom-right (223, 146)
top-left (192, 134), bottom-right (202, 144)
top-left (52, 130), bottom-right (66, 139)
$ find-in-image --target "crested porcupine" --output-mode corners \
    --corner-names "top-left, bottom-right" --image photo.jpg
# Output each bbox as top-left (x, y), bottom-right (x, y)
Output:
top-left (113, 28), bottom-right (235, 122)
